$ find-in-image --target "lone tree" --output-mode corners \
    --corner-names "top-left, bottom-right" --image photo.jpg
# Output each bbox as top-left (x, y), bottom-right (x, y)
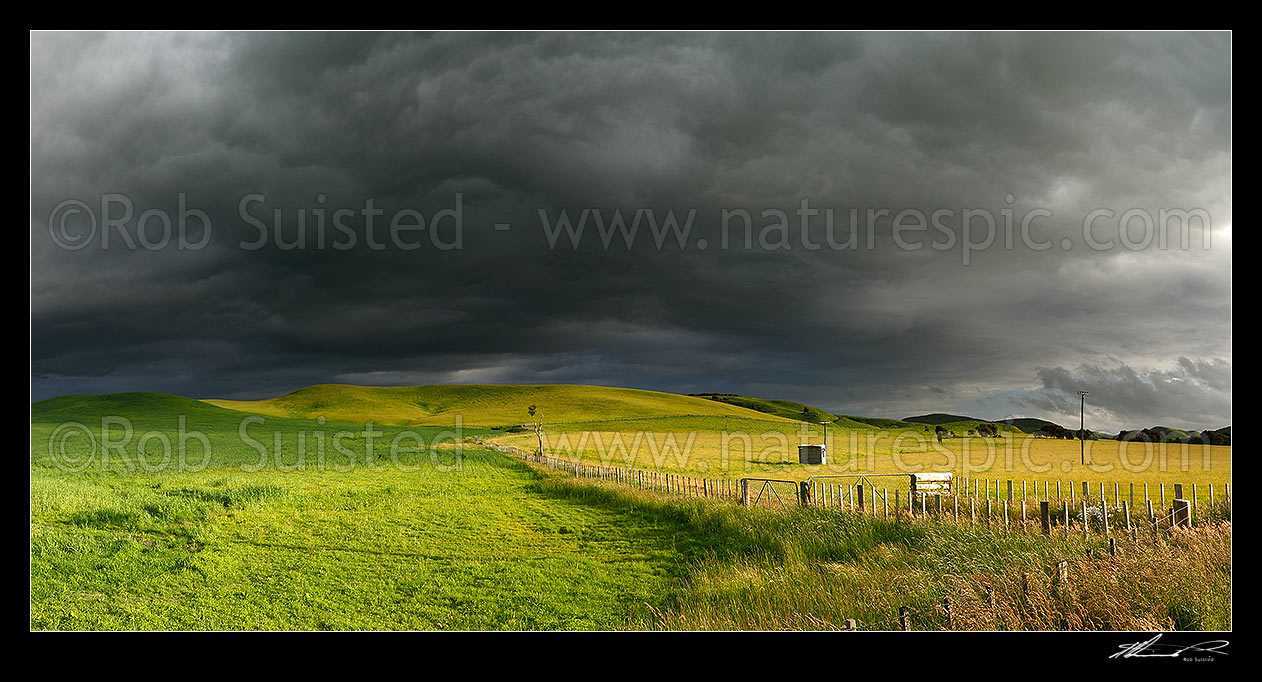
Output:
top-left (935, 424), bottom-right (948, 443)
top-left (976, 422), bottom-right (999, 438)
top-left (527, 404), bottom-right (545, 455)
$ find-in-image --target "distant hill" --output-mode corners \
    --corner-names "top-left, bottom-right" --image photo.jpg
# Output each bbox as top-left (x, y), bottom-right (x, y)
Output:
top-left (36, 385), bottom-right (1229, 445)
top-left (996, 417), bottom-right (1060, 434)
top-left (902, 413), bottom-right (1022, 436)
top-left (696, 398), bottom-right (1034, 434)
top-left (845, 415), bottom-right (920, 429)
top-left (903, 413), bottom-right (979, 425)
top-left (693, 394), bottom-right (838, 424)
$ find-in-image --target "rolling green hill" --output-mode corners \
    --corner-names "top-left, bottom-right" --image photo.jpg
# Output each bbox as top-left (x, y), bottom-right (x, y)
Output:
top-left (32, 392), bottom-right (258, 430)
top-left (996, 417), bottom-right (1061, 434)
top-left (206, 384), bottom-right (797, 427)
top-left (692, 394), bottom-right (888, 430)
top-left (844, 415), bottom-right (920, 429)
top-left (902, 413), bottom-right (1021, 435)
top-left (903, 413), bottom-right (979, 425)
top-left (693, 394), bottom-right (837, 423)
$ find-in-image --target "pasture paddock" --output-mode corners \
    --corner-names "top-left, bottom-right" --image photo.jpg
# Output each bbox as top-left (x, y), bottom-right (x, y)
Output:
top-left (489, 419), bottom-right (1230, 490)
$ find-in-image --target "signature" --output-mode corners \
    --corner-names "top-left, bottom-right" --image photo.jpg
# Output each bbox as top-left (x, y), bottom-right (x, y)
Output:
top-left (1111, 634), bottom-right (1229, 660)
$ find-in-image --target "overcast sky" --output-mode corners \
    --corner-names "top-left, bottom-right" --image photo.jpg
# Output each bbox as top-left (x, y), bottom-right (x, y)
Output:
top-left (30, 31), bottom-right (1231, 432)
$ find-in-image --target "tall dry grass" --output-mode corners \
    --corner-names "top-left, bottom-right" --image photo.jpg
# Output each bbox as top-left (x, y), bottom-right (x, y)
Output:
top-left (527, 464), bottom-right (1232, 631)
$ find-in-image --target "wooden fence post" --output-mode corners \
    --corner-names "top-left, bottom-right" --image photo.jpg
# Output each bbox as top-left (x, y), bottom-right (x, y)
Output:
top-left (799, 481), bottom-right (812, 507)
top-left (856, 483), bottom-right (864, 512)
top-left (740, 479), bottom-right (749, 506)
top-left (1041, 500), bottom-right (1051, 535)
top-left (1191, 484), bottom-right (1198, 525)
top-left (1062, 501), bottom-right (1070, 538)
top-left (898, 606), bottom-right (911, 631)
top-left (1173, 499), bottom-right (1191, 528)
top-left (1082, 500), bottom-right (1089, 538)
top-left (844, 619), bottom-right (857, 631)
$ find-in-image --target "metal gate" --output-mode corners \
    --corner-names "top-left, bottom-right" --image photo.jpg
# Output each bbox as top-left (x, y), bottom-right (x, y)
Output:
top-left (739, 478), bottom-right (799, 509)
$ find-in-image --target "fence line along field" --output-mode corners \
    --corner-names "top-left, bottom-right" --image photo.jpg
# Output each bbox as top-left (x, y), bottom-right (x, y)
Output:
top-left (490, 442), bottom-right (1231, 533)
top-left (487, 416), bottom-right (1230, 488)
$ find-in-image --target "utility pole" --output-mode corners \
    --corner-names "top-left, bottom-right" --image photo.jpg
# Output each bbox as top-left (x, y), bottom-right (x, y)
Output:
top-left (819, 421), bottom-right (829, 449)
top-left (1078, 391), bottom-right (1089, 465)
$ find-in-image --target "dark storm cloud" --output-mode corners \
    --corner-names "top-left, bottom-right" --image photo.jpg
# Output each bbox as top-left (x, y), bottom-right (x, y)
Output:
top-left (1013, 358), bottom-right (1232, 429)
top-left (31, 31), bottom-right (1231, 431)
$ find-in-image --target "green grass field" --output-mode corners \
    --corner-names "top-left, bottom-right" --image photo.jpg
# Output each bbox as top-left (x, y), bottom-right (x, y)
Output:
top-left (32, 455), bottom-right (710, 629)
top-left (31, 384), bottom-right (1232, 630)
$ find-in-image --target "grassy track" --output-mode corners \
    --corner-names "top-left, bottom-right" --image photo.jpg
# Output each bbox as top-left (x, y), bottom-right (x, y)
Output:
top-left (31, 447), bottom-right (704, 629)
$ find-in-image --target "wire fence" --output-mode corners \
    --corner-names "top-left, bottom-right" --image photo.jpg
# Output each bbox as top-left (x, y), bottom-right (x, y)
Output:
top-left (479, 440), bottom-right (1231, 536)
